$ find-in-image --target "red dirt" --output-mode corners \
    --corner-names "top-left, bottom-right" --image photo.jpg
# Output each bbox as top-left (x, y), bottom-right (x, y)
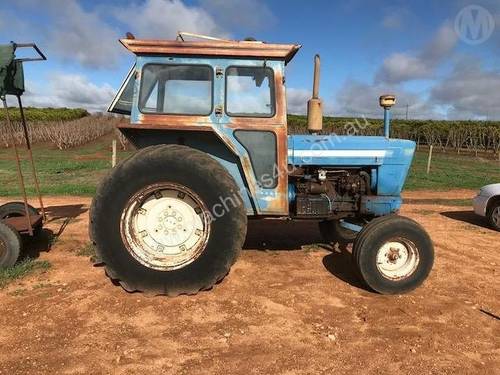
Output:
top-left (0, 191), bottom-right (499, 374)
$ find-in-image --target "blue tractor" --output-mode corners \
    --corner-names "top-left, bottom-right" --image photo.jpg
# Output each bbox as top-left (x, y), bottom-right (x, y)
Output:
top-left (91, 33), bottom-right (434, 296)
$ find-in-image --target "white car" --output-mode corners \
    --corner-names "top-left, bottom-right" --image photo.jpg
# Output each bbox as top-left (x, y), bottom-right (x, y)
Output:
top-left (473, 184), bottom-right (500, 231)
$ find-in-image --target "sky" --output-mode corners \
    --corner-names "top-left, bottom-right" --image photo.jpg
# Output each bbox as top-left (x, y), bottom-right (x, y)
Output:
top-left (1, 0), bottom-right (499, 120)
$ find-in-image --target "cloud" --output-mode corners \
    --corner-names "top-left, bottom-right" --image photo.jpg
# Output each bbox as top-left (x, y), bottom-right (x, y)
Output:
top-left (431, 58), bottom-right (500, 120)
top-left (286, 88), bottom-right (336, 116)
top-left (199, 0), bottom-right (276, 33)
top-left (381, 8), bottom-right (411, 29)
top-left (44, 0), bottom-right (122, 69)
top-left (286, 88), bottom-right (311, 115)
top-left (335, 80), bottom-right (438, 119)
top-left (376, 23), bottom-right (458, 83)
top-left (2, 0), bottom-right (227, 69)
top-left (113, 0), bottom-right (226, 40)
top-left (23, 73), bottom-right (116, 112)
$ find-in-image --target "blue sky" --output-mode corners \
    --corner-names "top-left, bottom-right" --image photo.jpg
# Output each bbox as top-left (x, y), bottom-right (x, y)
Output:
top-left (1, 0), bottom-right (499, 119)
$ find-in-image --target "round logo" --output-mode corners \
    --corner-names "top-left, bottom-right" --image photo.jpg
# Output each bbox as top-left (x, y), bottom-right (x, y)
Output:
top-left (454, 5), bottom-right (495, 45)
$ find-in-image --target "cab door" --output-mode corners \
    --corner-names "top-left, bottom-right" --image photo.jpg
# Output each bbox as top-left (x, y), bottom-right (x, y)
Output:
top-left (213, 59), bottom-right (288, 215)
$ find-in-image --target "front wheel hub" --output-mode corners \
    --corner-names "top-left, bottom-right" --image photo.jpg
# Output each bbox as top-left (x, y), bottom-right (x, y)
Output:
top-left (121, 183), bottom-right (210, 271)
top-left (376, 238), bottom-right (419, 280)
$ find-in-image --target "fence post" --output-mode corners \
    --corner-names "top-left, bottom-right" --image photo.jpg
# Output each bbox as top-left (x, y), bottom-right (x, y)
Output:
top-left (426, 145), bottom-right (433, 174)
top-left (112, 139), bottom-right (117, 167)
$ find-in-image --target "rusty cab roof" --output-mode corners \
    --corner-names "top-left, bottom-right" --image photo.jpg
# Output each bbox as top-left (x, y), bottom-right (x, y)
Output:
top-left (120, 38), bottom-right (301, 65)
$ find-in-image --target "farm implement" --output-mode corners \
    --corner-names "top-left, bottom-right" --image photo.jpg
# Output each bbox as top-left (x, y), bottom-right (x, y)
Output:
top-left (91, 32), bottom-right (434, 295)
top-left (0, 42), bottom-right (46, 268)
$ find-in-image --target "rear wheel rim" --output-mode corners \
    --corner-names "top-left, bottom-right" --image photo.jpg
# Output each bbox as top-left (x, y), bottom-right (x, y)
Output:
top-left (121, 183), bottom-right (211, 271)
top-left (492, 207), bottom-right (500, 227)
top-left (376, 238), bottom-right (419, 280)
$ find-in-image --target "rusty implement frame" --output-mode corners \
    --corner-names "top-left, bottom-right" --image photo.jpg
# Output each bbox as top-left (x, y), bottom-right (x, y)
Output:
top-left (1, 96), bottom-right (46, 235)
top-left (0, 42), bottom-right (47, 235)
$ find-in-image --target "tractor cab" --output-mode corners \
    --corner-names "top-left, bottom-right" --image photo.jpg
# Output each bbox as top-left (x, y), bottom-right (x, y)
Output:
top-left (110, 33), bottom-right (300, 215)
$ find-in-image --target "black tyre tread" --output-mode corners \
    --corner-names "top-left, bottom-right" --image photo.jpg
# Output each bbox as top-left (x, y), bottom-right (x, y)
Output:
top-left (486, 199), bottom-right (500, 231)
top-left (0, 222), bottom-right (22, 268)
top-left (0, 202), bottom-right (39, 218)
top-left (0, 202), bottom-right (42, 237)
top-left (89, 144), bottom-right (165, 245)
top-left (353, 214), bottom-right (397, 266)
top-left (353, 215), bottom-right (434, 294)
top-left (91, 144), bottom-right (247, 296)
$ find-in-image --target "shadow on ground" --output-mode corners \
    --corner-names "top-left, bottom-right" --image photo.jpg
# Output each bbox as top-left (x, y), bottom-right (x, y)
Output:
top-left (440, 210), bottom-right (495, 231)
top-left (243, 219), bottom-right (323, 251)
top-left (45, 204), bottom-right (88, 237)
top-left (244, 219), bottom-right (369, 291)
top-left (19, 204), bottom-right (89, 260)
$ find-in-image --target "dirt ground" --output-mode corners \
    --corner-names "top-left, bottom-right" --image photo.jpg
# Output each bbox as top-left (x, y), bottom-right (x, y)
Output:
top-left (0, 190), bottom-right (498, 374)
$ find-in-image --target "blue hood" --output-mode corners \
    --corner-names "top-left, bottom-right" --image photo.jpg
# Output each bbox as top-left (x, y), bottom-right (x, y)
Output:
top-left (288, 135), bottom-right (416, 196)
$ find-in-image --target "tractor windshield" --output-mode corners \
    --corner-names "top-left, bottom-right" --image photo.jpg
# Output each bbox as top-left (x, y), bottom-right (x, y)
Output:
top-left (108, 64), bottom-right (136, 115)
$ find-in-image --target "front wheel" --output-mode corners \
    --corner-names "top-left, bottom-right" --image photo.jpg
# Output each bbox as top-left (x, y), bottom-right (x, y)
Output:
top-left (352, 215), bottom-right (434, 294)
top-left (487, 200), bottom-right (500, 231)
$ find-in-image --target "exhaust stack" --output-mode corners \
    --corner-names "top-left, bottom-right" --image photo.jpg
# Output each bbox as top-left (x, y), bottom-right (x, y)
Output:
top-left (307, 54), bottom-right (323, 134)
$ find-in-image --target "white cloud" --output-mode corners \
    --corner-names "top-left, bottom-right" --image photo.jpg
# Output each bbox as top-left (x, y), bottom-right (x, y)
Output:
top-left (113, 0), bottom-right (226, 40)
top-left (335, 80), bottom-right (439, 119)
top-left (286, 88), bottom-right (336, 116)
top-left (23, 73), bottom-right (116, 112)
top-left (2, 0), bottom-right (227, 69)
top-left (199, 0), bottom-right (276, 33)
top-left (381, 8), bottom-right (411, 29)
top-left (376, 23), bottom-right (458, 83)
top-left (286, 88), bottom-right (311, 114)
top-left (44, 0), bottom-right (122, 69)
top-left (431, 58), bottom-right (500, 120)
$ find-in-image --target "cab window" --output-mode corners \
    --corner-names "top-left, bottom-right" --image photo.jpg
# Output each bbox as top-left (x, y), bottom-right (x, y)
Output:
top-left (108, 65), bottom-right (135, 115)
top-left (139, 64), bottom-right (213, 115)
top-left (226, 66), bottom-right (275, 117)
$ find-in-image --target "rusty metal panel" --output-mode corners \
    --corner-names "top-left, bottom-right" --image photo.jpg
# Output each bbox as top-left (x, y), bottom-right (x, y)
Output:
top-left (126, 55), bottom-right (289, 216)
top-left (2, 214), bottom-right (42, 233)
top-left (120, 38), bottom-right (301, 64)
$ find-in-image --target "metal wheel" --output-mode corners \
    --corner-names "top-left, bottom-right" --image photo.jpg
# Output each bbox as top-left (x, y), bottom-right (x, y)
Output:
top-left (375, 238), bottom-right (419, 281)
top-left (120, 182), bottom-right (211, 271)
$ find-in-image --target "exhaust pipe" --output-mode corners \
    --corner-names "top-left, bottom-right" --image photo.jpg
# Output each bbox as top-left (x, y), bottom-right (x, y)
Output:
top-left (307, 54), bottom-right (323, 134)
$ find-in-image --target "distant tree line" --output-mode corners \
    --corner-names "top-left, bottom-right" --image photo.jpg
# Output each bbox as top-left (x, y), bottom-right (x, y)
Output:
top-left (288, 115), bottom-right (500, 158)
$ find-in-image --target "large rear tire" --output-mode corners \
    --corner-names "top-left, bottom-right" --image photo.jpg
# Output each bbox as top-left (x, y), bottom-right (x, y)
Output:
top-left (0, 222), bottom-right (22, 269)
top-left (352, 215), bottom-right (434, 294)
top-left (90, 144), bottom-right (247, 295)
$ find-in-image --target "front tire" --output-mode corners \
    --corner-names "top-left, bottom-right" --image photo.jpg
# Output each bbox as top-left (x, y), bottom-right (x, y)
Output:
top-left (487, 200), bottom-right (500, 231)
top-left (352, 215), bottom-right (434, 294)
top-left (90, 145), bottom-right (247, 295)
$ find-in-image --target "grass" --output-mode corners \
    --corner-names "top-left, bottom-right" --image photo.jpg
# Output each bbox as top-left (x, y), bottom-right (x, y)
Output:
top-left (76, 242), bottom-right (96, 257)
top-left (0, 258), bottom-right (51, 289)
top-left (405, 150), bottom-right (500, 190)
top-left (0, 135), bottom-right (132, 196)
top-left (0, 136), bottom-right (498, 197)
